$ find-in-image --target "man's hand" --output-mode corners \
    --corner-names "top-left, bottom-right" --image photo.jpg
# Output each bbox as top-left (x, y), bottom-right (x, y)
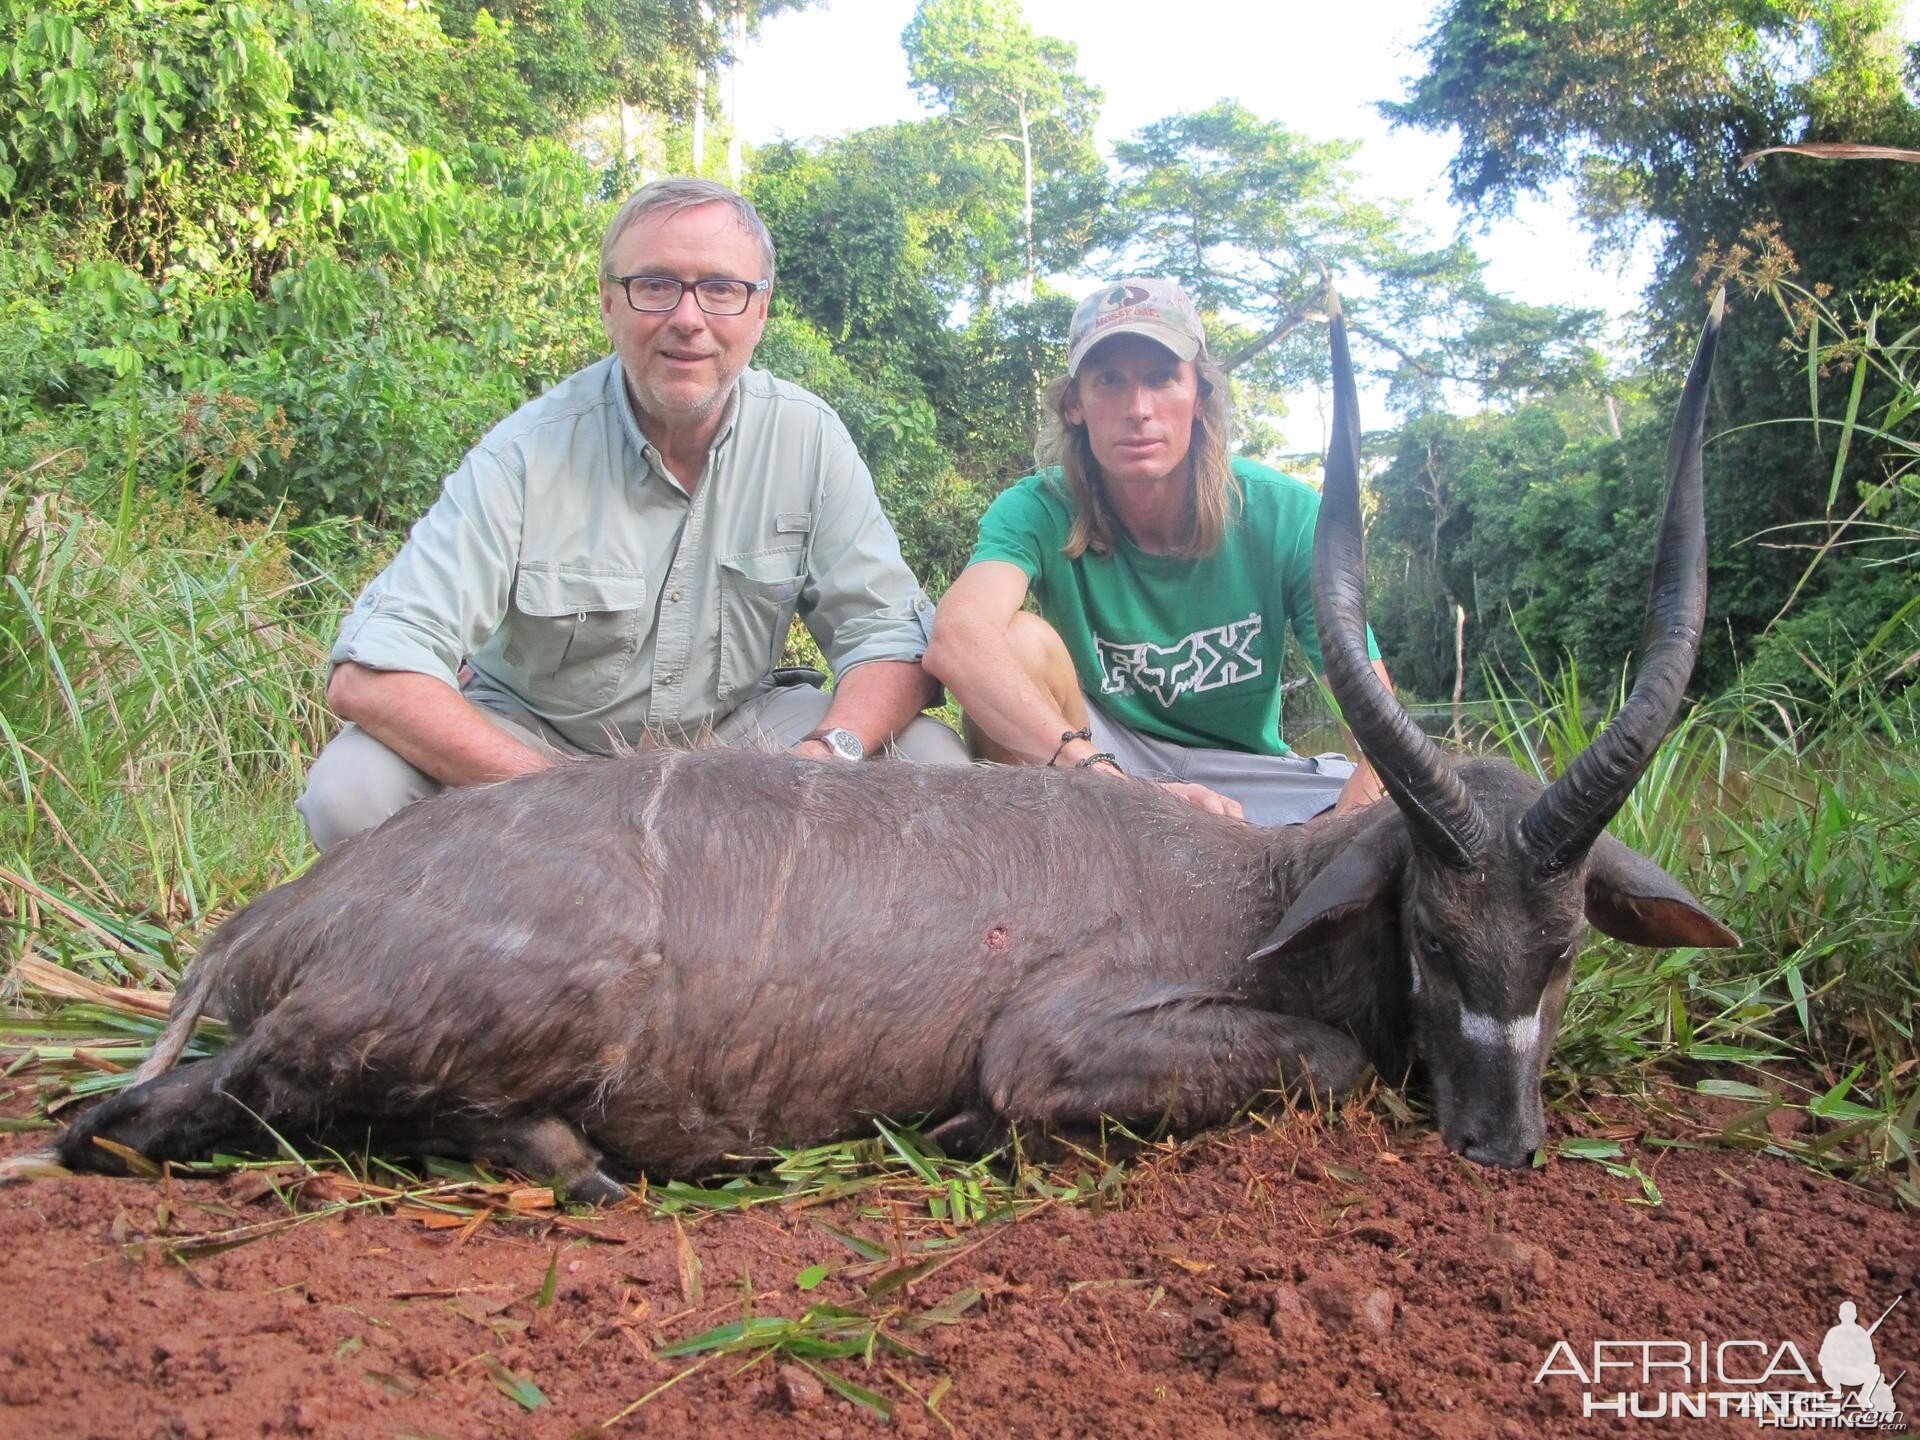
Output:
top-left (1334, 761), bottom-right (1385, 813)
top-left (1059, 748), bottom-right (1245, 820)
top-left (1157, 780), bottom-right (1245, 820)
top-left (791, 737), bottom-right (846, 761)
top-left (1326, 657), bottom-right (1394, 815)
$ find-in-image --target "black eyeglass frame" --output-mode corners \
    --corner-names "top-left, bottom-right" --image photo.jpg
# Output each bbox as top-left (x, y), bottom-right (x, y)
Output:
top-left (607, 274), bottom-right (771, 316)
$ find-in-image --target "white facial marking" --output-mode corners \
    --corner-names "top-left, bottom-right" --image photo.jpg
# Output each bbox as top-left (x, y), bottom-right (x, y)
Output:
top-left (1458, 1005), bottom-right (1541, 1053)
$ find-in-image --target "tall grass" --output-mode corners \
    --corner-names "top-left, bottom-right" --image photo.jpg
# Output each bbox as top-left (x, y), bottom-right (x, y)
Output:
top-left (1482, 655), bottom-right (1918, 1191)
top-left (0, 471), bottom-right (351, 993)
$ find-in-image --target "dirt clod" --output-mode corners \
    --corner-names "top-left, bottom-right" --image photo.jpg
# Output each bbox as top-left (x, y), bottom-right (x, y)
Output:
top-left (775, 1363), bottom-right (825, 1412)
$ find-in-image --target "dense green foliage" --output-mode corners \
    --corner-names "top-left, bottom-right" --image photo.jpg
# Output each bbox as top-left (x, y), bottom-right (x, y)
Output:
top-left (1387, 0), bottom-right (1920, 695)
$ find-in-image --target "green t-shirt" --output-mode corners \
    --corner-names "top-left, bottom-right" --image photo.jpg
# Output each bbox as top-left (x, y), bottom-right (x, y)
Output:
top-left (969, 458), bottom-right (1378, 755)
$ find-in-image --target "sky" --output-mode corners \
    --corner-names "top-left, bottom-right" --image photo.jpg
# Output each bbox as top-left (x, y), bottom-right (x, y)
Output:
top-left (734, 0), bottom-right (1657, 311)
top-left (729, 0), bottom-right (1904, 451)
top-left (727, 0), bottom-right (1669, 449)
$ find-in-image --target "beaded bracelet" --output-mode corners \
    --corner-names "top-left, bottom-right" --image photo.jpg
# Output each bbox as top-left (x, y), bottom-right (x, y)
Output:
top-left (1048, 726), bottom-right (1093, 766)
top-left (1074, 752), bottom-right (1122, 773)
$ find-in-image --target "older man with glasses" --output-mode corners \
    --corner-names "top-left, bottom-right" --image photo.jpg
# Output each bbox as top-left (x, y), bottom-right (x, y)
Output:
top-left (299, 178), bottom-right (966, 850)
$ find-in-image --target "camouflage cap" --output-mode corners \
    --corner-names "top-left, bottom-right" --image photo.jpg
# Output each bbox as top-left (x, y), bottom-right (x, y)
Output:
top-left (1066, 277), bottom-right (1208, 376)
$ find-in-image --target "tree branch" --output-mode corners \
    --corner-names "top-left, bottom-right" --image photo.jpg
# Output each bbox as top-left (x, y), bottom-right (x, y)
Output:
top-left (1219, 277), bottom-right (1331, 372)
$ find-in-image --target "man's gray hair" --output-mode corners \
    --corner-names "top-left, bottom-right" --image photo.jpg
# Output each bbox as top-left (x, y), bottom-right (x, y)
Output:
top-left (599, 178), bottom-right (777, 286)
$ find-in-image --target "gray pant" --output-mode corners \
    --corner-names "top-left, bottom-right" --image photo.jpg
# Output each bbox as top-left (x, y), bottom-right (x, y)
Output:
top-left (297, 677), bottom-right (968, 852)
top-left (1086, 700), bottom-right (1354, 827)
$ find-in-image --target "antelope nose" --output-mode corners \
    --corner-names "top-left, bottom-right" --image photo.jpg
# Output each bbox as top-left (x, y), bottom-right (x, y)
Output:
top-left (1452, 1131), bottom-right (1536, 1169)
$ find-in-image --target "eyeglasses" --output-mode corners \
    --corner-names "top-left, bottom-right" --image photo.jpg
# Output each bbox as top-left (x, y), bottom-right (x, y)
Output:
top-left (607, 274), bottom-right (770, 316)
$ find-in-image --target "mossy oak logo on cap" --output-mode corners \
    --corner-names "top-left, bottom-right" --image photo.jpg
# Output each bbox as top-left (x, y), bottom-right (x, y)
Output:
top-left (1532, 1291), bottom-right (1907, 1427)
top-left (1067, 276), bottom-right (1206, 372)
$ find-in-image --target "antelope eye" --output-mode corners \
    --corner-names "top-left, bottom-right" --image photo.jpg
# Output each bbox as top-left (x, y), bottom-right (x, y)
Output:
top-left (1417, 931), bottom-right (1448, 963)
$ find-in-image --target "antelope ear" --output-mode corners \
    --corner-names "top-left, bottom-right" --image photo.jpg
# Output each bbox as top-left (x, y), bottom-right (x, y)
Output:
top-left (1251, 823), bottom-right (1404, 961)
top-left (1584, 832), bottom-right (1740, 948)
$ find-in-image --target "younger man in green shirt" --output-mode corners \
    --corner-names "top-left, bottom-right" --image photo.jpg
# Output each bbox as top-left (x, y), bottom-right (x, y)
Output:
top-left (923, 278), bottom-right (1388, 826)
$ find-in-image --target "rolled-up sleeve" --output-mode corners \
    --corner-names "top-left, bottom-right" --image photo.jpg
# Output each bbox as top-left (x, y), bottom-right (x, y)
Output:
top-left (799, 433), bottom-right (933, 673)
top-left (330, 444), bottom-right (526, 687)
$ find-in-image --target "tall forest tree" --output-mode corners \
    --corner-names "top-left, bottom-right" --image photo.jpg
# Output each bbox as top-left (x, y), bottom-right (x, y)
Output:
top-left (1385, 0), bottom-right (1920, 692)
top-left (902, 0), bottom-right (1106, 301)
top-left (1102, 101), bottom-right (1600, 447)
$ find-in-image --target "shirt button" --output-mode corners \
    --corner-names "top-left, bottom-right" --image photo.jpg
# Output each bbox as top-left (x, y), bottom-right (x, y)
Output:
top-left (670, 590), bottom-right (682, 602)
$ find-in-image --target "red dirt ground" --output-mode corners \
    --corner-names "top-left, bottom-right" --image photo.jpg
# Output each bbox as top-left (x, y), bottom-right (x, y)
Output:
top-left (1, 1084), bottom-right (1913, 1440)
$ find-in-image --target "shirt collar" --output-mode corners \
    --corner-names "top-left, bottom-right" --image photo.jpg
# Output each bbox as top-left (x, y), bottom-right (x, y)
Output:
top-left (606, 357), bottom-right (745, 484)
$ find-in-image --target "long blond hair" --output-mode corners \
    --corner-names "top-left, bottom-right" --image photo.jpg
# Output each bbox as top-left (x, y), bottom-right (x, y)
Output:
top-left (1036, 352), bottom-right (1237, 559)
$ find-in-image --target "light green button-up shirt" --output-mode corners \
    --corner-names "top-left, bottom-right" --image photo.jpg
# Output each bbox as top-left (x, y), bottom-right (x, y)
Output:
top-left (331, 355), bottom-right (935, 749)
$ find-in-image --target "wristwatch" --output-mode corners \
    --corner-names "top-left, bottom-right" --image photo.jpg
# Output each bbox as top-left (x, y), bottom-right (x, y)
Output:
top-left (802, 726), bottom-right (865, 761)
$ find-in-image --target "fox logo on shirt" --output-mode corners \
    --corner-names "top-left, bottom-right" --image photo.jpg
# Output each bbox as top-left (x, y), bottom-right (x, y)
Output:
top-left (1095, 614), bottom-right (1265, 708)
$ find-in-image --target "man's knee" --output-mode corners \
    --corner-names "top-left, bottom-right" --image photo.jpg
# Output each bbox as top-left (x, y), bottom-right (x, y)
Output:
top-left (1004, 611), bottom-right (1069, 675)
top-left (297, 726), bottom-right (440, 851)
top-left (713, 681), bottom-right (831, 750)
top-left (1001, 611), bottom-right (1082, 712)
top-left (886, 714), bottom-right (970, 765)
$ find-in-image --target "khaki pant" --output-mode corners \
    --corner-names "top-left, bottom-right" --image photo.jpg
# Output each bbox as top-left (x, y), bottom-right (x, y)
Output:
top-left (1085, 699), bottom-right (1354, 827)
top-left (297, 677), bottom-right (968, 852)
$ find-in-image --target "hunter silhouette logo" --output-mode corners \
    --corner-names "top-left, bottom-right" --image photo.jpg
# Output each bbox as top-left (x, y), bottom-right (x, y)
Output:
top-left (1532, 1291), bottom-right (1907, 1427)
top-left (1094, 614), bottom-right (1264, 707)
top-left (1819, 1300), bottom-right (1903, 1419)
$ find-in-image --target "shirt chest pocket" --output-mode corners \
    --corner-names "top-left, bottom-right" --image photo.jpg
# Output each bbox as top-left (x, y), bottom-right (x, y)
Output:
top-left (504, 564), bottom-right (650, 709)
top-left (717, 546), bottom-right (805, 704)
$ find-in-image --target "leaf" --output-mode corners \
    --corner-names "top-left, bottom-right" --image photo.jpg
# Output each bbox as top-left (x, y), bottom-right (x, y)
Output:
top-left (672, 1218), bottom-right (703, 1305)
top-left (1683, 1044), bottom-right (1782, 1062)
top-left (655, 1315), bottom-right (792, 1358)
top-left (802, 1358), bottom-right (894, 1419)
top-left (796, 1264), bottom-right (831, 1291)
top-left (865, 1255), bottom-right (943, 1298)
top-left (874, 1119), bottom-right (940, 1184)
top-left (1696, 1079), bottom-right (1777, 1102)
top-left (1555, 1138), bottom-right (1625, 1161)
top-left (535, 1249), bottom-right (557, 1308)
top-left (482, 1356), bottom-right (546, 1411)
top-left (1827, 343), bottom-right (1870, 512)
top-left (915, 1285), bottom-right (984, 1324)
top-left (1150, 1246), bottom-right (1213, 1275)
top-left (813, 1222), bottom-right (889, 1262)
top-left (89, 1135), bottom-right (161, 1177)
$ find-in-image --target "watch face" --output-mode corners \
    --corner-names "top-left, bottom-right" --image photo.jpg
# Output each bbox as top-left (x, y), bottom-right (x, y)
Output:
top-left (824, 727), bottom-right (864, 761)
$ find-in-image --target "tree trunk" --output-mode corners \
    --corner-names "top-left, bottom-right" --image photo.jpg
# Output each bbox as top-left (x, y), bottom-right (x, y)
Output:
top-left (726, 7), bottom-right (745, 189)
top-left (1019, 99), bottom-right (1035, 302)
top-left (692, 72), bottom-right (706, 170)
top-left (691, 0), bottom-right (708, 172)
top-left (1451, 602), bottom-right (1467, 745)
